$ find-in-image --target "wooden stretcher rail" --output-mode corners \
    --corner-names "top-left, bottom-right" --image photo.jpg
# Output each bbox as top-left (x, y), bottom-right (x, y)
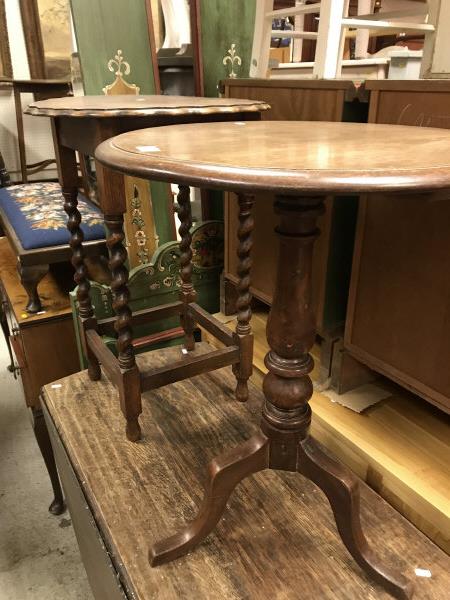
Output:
top-left (97, 301), bottom-right (184, 335)
top-left (140, 346), bottom-right (240, 392)
top-left (188, 303), bottom-right (235, 347)
top-left (86, 329), bottom-right (120, 386)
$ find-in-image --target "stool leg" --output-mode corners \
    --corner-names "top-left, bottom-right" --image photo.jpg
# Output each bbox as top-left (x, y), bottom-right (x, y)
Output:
top-left (18, 263), bottom-right (49, 314)
top-left (232, 193), bottom-right (254, 402)
top-left (177, 185), bottom-right (197, 351)
top-left (105, 214), bottom-right (142, 442)
top-left (63, 187), bottom-right (101, 381)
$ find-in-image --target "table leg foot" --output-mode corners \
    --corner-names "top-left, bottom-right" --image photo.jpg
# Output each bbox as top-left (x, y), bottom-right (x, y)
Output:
top-left (87, 359), bottom-right (101, 381)
top-left (149, 432), bottom-right (269, 566)
top-left (298, 436), bottom-right (413, 600)
top-left (125, 418), bottom-right (141, 443)
top-left (235, 379), bottom-right (249, 402)
top-left (48, 497), bottom-right (66, 516)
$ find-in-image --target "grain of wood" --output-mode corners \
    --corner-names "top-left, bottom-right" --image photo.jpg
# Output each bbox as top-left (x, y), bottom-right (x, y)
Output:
top-left (42, 343), bottom-right (450, 599)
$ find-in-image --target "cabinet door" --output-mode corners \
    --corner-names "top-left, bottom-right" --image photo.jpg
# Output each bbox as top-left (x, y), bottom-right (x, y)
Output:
top-left (346, 82), bottom-right (450, 413)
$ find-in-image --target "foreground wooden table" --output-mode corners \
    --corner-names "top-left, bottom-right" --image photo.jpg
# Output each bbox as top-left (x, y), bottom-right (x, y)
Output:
top-left (26, 95), bottom-right (269, 442)
top-left (41, 349), bottom-right (450, 600)
top-left (95, 120), bottom-right (450, 599)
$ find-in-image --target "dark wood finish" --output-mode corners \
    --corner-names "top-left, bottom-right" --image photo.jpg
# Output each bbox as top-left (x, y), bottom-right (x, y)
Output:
top-left (232, 194), bottom-right (254, 402)
top-left (97, 301), bottom-right (184, 334)
top-left (94, 119), bottom-right (450, 598)
top-left (188, 303), bottom-right (234, 347)
top-left (26, 95), bottom-right (269, 118)
top-left (31, 407), bottom-right (65, 515)
top-left (177, 185), bottom-right (197, 351)
top-left (0, 236), bottom-right (79, 513)
top-left (345, 80), bottom-right (450, 413)
top-left (140, 346), bottom-right (240, 392)
top-left (27, 95), bottom-right (268, 440)
top-left (42, 350), bottom-right (450, 599)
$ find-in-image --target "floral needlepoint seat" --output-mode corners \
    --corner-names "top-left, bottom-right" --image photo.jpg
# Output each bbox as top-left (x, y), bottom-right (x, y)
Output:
top-left (0, 182), bottom-right (104, 249)
top-left (0, 181), bottom-right (106, 314)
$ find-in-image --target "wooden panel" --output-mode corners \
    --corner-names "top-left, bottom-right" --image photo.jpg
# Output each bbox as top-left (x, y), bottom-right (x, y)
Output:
top-left (224, 83), bottom-right (346, 122)
top-left (70, 0), bottom-right (157, 95)
top-left (346, 81), bottom-right (450, 412)
top-left (41, 348), bottom-right (450, 599)
top-left (200, 1), bottom-right (256, 97)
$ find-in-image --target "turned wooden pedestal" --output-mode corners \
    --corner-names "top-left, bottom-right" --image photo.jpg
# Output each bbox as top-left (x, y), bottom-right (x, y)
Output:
top-left (26, 95), bottom-right (269, 441)
top-left (95, 119), bottom-right (450, 599)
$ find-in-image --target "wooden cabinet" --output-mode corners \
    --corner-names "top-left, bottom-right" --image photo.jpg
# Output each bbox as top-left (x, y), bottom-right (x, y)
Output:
top-left (222, 79), bottom-right (361, 337)
top-left (0, 237), bottom-right (80, 407)
top-left (344, 80), bottom-right (450, 414)
top-left (0, 235), bottom-right (80, 513)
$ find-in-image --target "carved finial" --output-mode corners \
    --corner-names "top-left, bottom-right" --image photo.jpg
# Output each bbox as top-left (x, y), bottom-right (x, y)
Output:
top-left (108, 49), bottom-right (131, 78)
top-left (223, 43), bottom-right (242, 78)
top-left (103, 49), bottom-right (140, 95)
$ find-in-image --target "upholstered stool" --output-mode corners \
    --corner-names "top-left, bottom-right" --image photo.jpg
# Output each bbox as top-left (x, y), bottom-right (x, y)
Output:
top-left (0, 182), bottom-right (105, 313)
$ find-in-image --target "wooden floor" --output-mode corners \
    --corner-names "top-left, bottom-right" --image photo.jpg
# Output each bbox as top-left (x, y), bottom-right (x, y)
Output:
top-left (42, 344), bottom-right (450, 600)
top-left (205, 309), bottom-right (450, 555)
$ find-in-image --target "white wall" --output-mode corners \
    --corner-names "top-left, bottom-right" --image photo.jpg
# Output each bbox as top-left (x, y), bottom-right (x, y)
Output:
top-left (0, 0), bottom-right (59, 181)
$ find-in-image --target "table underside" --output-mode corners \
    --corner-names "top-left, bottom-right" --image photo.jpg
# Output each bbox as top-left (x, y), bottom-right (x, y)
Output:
top-left (42, 343), bottom-right (450, 600)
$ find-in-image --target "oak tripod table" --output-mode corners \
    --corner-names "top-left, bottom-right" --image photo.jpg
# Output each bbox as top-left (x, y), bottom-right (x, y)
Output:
top-left (96, 120), bottom-right (450, 600)
top-left (26, 95), bottom-right (269, 441)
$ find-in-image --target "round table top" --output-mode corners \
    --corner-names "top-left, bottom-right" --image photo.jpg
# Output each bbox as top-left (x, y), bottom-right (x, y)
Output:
top-left (95, 120), bottom-right (450, 194)
top-left (25, 94), bottom-right (270, 118)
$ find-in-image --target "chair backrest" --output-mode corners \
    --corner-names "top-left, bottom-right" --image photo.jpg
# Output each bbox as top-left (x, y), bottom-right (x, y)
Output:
top-left (0, 148), bottom-right (11, 188)
top-left (250, 0), bottom-right (436, 79)
top-left (12, 79), bottom-right (72, 183)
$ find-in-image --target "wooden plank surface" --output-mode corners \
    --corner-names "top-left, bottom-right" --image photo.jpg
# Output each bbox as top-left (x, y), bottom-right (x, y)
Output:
top-left (42, 343), bottom-right (450, 600)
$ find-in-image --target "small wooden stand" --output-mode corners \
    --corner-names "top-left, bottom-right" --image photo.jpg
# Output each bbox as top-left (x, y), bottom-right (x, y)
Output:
top-left (25, 94), bottom-right (269, 441)
top-left (94, 119), bottom-right (450, 599)
top-left (78, 184), bottom-right (254, 442)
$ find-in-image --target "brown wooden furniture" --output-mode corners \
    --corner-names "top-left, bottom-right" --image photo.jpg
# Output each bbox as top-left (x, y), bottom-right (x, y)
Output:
top-left (0, 235), bottom-right (80, 514)
top-left (26, 95), bottom-right (269, 442)
top-left (342, 80), bottom-right (450, 413)
top-left (221, 78), bottom-right (362, 341)
top-left (41, 345), bottom-right (450, 600)
top-left (0, 149), bottom-right (106, 314)
top-left (94, 119), bottom-right (450, 598)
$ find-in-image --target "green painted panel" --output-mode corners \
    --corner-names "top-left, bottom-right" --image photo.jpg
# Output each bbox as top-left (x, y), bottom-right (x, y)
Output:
top-left (200, 0), bottom-right (256, 97)
top-left (70, 0), bottom-right (156, 94)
